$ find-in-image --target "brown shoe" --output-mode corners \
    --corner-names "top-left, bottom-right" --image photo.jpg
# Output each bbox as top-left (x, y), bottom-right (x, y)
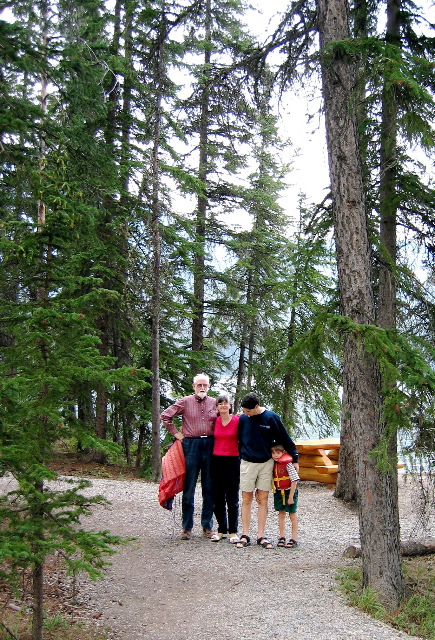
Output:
top-left (180, 530), bottom-right (191, 540)
top-left (202, 529), bottom-right (213, 539)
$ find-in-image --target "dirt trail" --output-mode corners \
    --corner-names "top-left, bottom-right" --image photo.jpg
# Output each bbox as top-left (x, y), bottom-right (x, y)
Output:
top-left (69, 476), bottom-right (428, 640)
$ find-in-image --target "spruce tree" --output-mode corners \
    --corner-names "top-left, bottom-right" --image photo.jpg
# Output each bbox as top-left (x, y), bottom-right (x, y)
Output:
top-left (316, 0), bottom-right (407, 607)
top-left (176, 0), bottom-right (257, 378)
top-left (0, 6), bottom-right (141, 636)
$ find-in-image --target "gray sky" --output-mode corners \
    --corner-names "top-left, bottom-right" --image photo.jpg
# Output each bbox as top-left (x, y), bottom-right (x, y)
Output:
top-left (246, 0), bottom-right (330, 215)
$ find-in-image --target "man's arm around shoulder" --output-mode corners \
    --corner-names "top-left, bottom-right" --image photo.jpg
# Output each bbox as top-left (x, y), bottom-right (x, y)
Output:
top-left (273, 413), bottom-right (299, 464)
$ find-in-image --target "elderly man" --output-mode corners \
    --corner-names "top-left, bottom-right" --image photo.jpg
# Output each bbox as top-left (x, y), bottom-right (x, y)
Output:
top-left (161, 373), bottom-right (217, 540)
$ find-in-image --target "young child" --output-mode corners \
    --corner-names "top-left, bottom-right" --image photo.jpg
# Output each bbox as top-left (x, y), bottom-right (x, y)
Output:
top-left (271, 444), bottom-right (300, 548)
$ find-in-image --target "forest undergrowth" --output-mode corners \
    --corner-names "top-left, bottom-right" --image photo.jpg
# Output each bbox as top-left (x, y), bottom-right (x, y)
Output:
top-left (338, 555), bottom-right (435, 640)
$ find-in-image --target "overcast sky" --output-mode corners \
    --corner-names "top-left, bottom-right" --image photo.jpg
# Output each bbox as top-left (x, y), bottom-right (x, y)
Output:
top-left (245, 0), bottom-right (330, 218)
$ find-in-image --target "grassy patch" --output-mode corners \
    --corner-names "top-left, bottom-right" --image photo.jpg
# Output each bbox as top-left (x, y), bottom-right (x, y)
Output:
top-left (337, 556), bottom-right (435, 639)
top-left (0, 609), bottom-right (111, 640)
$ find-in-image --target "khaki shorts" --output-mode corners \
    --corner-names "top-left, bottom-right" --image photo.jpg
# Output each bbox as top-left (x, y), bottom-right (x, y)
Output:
top-left (240, 458), bottom-right (274, 492)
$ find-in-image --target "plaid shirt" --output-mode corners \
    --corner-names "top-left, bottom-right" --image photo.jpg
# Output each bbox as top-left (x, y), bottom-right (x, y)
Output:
top-left (160, 394), bottom-right (217, 438)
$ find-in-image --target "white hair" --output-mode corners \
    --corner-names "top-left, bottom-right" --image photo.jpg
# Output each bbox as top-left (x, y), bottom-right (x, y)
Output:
top-left (193, 373), bottom-right (210, 385)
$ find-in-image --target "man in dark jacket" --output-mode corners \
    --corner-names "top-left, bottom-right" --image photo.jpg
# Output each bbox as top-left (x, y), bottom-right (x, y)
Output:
top-left (236, 392), bottom-right (299, 549)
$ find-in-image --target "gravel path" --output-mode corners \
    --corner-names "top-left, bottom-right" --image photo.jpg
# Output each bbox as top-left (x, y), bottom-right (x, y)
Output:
top-left (74, 476), bottom-right (431, 640)
top-left (1, 474), bottom-right (432, 640)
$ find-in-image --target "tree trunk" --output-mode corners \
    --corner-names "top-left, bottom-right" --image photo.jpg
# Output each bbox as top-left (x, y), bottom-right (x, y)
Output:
top-left (378, 0), bottom-right (399, 330)
top-left (191, 0), bottom-right (211, 355)
top-left (316, 0), bottom-right (406, 608)
top-left (234, 337), bottom-right (246, 414)
top-left (372, 0), bottom-right (401, 573)
top-left (150, 17), bottom-right (167, 482)
top-left (247, 324), bottom-right (255, 390)
top-left (77, 384), bottom-right (95, 427)
top-left (93, 0), bottom-right (124, 444)
top-left (31, 9), bottom-right (48, 639)
top-left (335, 0), bottom-right (370, 503)
top-left (282, 282), bottom-right (297, 426)
top-left (353, 0), bottom-right (370, 187)
top-left (122, 415), bottom-right (132, 465)
top-left (95, 314), bottom-right (109, 440)
top-left (345, 538), bottom-right (435, 558)
top-left (32, 561), bottom-right (44, 640)
top-left (135, 422), bottom-right (146, 468)
top-left (334, 389), bottom-right (356, 501)
top-left (109, 3), bottom-right (135, 465)
top-left (234, 268), bottom-right (253, 409)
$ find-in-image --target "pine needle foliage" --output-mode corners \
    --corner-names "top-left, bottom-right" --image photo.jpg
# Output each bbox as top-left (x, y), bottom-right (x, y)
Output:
top-left (289, 309), bottom-right (435, 467)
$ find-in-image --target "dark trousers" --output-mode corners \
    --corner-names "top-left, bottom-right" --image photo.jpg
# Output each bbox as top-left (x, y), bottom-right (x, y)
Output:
top-left (182, 437), bottom-right (214, 532)
top-left (211, 455), bottom-right (240, 534)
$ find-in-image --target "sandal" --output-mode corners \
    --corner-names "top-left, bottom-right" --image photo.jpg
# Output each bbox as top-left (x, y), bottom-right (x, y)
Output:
top-left (285, 538), bottom-right (298, 548)
top-left (257, 537), bottom-right (274, 549)
top-left (180, 530), bottom-right (191, 540)
top-left (210, 533), bottom-right (226, 542)
top-left (202, 529), bottom-right (213, 539)
top-left (277, 537), bottom-right (286, 548)
top-left (229, 534), bottom-right (240, 544)
top-left (235, 534), bottom-right (250, 548)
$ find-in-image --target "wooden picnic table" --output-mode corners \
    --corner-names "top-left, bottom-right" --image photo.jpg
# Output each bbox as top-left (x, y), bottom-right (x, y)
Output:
top-left (295, 437), bottom-right (340, 486)
top-left (294, 437), bottom-right (404, 486)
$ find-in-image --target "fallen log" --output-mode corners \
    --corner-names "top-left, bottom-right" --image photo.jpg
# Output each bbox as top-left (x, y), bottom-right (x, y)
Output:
top-left (344, 538), bottom-right (435, 558)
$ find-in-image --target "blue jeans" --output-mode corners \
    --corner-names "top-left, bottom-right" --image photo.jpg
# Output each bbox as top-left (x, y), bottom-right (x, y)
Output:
top-left (182, 437), bottom-right (214, 532)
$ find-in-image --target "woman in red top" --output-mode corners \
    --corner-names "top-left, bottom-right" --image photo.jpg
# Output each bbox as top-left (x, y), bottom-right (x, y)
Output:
top-left (210, 394), bottom-right (240, 543)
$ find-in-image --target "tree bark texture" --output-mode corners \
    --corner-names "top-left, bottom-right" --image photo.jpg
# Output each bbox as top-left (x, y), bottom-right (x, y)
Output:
top-left (95, 313), bottom-right (109, 440)
top-left (282, 289), bottom-right (297, 427)
top-left (316, 0), bottom-right (406, 608)
top-left (191, 0), bottom-right (211, 354)
top-left (150, 23), bottom-right (165, 482)
top-left (234, 338), bottom-right (246, 414)
top-left (378, 0), bottom-right (400, 330)
top-left (334, 388), bottom-right (356, 501)
top-left (32, 561), bottom-right (44, 640)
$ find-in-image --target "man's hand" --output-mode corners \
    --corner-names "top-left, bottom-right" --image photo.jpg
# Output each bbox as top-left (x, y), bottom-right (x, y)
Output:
top-left (174, 432), bottom-right (184, 441)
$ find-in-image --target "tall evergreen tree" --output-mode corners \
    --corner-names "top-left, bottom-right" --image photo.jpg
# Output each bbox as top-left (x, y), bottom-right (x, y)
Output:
top-left (316, 0), bottom-right (406, 607)
top-left (177, 0), bottom-right (256, 378)
top-left (335, 0), bottom-right (435, 498)
top-left (262, 202), bottom-right (341, 435)
top-left (0, 7), bottom-right (141, 634)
